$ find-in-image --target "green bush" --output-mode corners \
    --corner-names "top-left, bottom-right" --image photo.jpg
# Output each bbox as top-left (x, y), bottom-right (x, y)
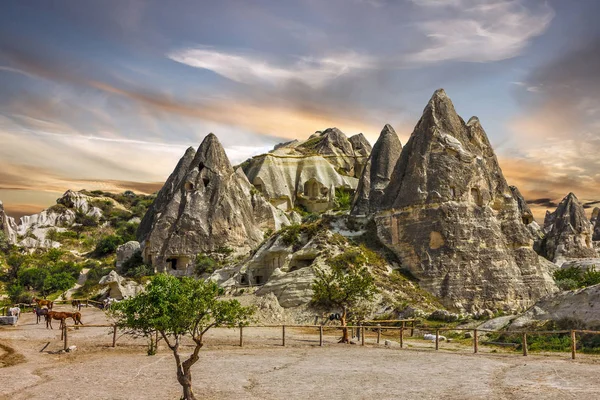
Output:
top-left (334, 188), bottom-right (353, 211)
top-left (75, 211), bottom-right (99, 227)
top-left (42, 272), bottom-right (76, 294)
top-left (556, 278), bottom-right (579, 291)
top-left (121, 250), bottom-right (153, 278)
top-left (553, 266), bottom-right (600, 289)
top-left (195, 254), bottom-right (218, 276)
top-left (94, 235), bottom-right (124, 256)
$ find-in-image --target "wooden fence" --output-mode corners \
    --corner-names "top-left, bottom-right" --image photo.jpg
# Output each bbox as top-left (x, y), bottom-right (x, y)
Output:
top-left (55, 320), bottom-right (600, 360)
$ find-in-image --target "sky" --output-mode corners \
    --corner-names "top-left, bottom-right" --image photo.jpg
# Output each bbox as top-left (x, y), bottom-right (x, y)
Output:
top-left (1, 0), bottom-right (600, 220)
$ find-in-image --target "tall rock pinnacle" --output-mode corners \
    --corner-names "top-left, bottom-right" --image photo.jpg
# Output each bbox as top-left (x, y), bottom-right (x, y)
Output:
top-left (540, 192), bottom-right (597, 265)
top-left (139, 134), bottom-right (288, 273)
top-left (375, 89), bottom-right (557, 312)
top-left (351, 124), bottom-right (402, 215)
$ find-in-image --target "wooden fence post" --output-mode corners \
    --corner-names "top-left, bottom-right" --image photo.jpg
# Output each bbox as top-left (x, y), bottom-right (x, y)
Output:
top-left (282, 325), bottom-right (286, 347)
top-left (85, 299), bottom-right (89, 308)
top-left (112, 325), bottom-right (117, 347)
top-left (63, 324), bottom-right (68, 351)
top-left (522, 332), bottom-right (528, 356)
top-left (361, 326), bottom-right (365, 346)
top-left (435, 329), bottom-right (439, 351)
top-left (474, 329), bottom-right (478, 354)
top-left (400, 324), bottom-right (404, 349)
top-left (377, 324), bottom-right (381, 344)
top-left (239, 325), bottom-right (243, 347)
top-left (571, 330), bottom-right (576, 360)
top-left (319, 326), bottom-right (323, 347)
top-left (410, 320), bottom-right (414, 337)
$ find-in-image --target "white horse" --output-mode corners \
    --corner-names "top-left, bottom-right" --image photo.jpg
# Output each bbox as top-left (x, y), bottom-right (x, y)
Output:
top-left (8, 307), bottom-right (21, 319)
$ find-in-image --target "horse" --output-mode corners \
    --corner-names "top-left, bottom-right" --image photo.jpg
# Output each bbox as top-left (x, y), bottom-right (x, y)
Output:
top-left (33, 297), bottom-right (54, 310)
top-left (8, 307), bottom-right (20, 319)
top-left (45, 311), bottom-right (68, 330)
top-left (33, 306), bottom-right (49, 324)
top-left (71, 300), bottom-right (82, 311)
top-left (45, 311), bottom-right (83, 329)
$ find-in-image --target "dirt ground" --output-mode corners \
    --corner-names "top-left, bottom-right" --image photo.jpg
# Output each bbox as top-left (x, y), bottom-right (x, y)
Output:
top-left (1, 305), bottom-right (600, 399)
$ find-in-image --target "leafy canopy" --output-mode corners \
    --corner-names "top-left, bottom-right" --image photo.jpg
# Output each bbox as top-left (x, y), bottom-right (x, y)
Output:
top-left (312, 251), bottom-right (378, 310)
top-left (111, 274), bottom-right (253, 338)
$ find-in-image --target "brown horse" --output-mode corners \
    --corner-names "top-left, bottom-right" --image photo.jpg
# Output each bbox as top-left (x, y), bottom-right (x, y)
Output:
top-left (45, 311), bottom-right (68, 329)
top-left (33, 297), bottom-right (54, 310)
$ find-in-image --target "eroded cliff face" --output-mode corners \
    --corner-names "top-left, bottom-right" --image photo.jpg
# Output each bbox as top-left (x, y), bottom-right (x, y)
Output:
top-left (540, 192), bottom-right (597, 265)
top-left (351, 124), bottom-right (402, 216)
top-left (140, 134), bottom-right (290, 274)
top-left (242, 127), bottom-right (368, 213)
top-left (375, 89), bottom-right (557, 313)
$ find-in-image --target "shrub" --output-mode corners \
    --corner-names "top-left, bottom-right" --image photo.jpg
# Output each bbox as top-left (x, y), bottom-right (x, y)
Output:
top-left (215, 246), bottom-right (233, 256)
top-left (121, 250), bottom-right (153, 278)
top-left (195, 254), bottom-right (218, 276)
top-left (75, 211), bottom-right (99, 227)
top-left (334, 188), bottom-right (353, 211)
top-left (556, 278), bottom-right (579, 291)
top-left (94, 235), bottom-right (124, 256)
top-left (42, 272), bottom-right (76, 295)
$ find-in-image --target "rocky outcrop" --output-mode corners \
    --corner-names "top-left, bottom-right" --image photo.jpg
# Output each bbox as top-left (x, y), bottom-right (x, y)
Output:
top-left (139, 134), bottom-right (290, 273)
top-left (509, 185), bottom-right (543, 247)
top-left (242, 154), bottom-right (357, 213)
top-left (116, 241), bottom-right (141, 272)
top-left (375, 89), bottom-right (557, 313)
top-left (99, 270), bottom-right (143, 299)
top-left (11, 190), bottom-right (108, 249)
top-left (511, 284), bottom-right (600, 329)
top-left (591, 207), bottom-right (600, 225)
top-left (0, 201), bottom-right (17, 244)
top-left (540, 193), bottom-right (597, 265)
top-left (351, 124), bottom-right (402, 215)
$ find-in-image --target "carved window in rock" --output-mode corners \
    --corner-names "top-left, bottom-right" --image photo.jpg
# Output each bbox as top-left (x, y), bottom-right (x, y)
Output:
top-left (470, 187), bottom-right (483, 206)
top-left (304, 178), bottom-right (323, 199)
top-left (522, 214), bottom-right (533, 225)
top-left (184, 182), bottom-right (194, 192)
top-left (202, 177), bottom-right (210, 187)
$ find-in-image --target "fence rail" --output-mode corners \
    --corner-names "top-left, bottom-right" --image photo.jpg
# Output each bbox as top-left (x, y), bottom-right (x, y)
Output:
top-left (53, 319), bottom-right (600, 360)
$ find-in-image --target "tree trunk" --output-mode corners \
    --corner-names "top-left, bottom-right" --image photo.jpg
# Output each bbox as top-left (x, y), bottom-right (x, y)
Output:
top-left (178, 368), bottom-right (196, 400)
top-left (339, 307), bottom-right (350, 343)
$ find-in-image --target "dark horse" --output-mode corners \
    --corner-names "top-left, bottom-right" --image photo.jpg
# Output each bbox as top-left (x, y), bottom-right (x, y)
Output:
top-left (33, 306), bottom-right (49, 324)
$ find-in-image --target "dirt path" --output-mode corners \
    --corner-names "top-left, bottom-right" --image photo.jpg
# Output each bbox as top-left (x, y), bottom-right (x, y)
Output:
top-left (1, 307), bottom-right (600, 399)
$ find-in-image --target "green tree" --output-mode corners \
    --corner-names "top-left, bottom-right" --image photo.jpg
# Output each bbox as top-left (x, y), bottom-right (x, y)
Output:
top-left (94, 235), bottom-right (124, 256)
top-left (312, 253), bottom-right (378, 343)
top-left (110, 274), bottom-right (253, 400)
top-left (42, 272), bottom-right (76, 295)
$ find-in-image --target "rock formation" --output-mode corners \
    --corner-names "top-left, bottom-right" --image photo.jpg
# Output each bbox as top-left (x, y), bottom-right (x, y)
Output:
top-left (510, 284), bottom-right (600, 329)
top-left (540, 192), bottom-right (597, 265)
top-left (297, 128), bottom-right (362, 177)
top-left (99, 270), bottom-right (143, 299)
top-left (509, 185), bottom-right (543, 247)
top-left (10, 190), bottom-right (107, 249)
top-left (591, 207), bottom-right (600, 225)
top-left (242, 154), bottom-right (357, 213)
top-left (0, 201), bottom-right (17, 244)
top-left (375, 89), bottom-right (557, 312)
top-left (116, 241), bottom-right (141, 272)
top-left (351, 124), bottom-right (402, 215)
top-left (139, 134), bottom-right (290, 273)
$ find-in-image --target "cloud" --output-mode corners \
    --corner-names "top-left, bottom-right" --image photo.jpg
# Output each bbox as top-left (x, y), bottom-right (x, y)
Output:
top-left (168, 47), bottom-right (374, 88)
top-left (406, 0), bottom-right (554, 64)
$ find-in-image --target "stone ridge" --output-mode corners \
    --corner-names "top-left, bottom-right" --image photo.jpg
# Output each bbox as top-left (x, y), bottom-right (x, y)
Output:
top-left (375, 89), bottom-right (557, 312)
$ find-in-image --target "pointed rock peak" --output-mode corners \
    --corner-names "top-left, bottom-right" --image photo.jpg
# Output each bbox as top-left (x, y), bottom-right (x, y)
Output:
top-left (418, 88), bottom-right (462, 132)
top-left (380, 123), bottom-right (397, 136)
top-left (349, 133), bottom-right (372, 154)
top-left (193, 133), bottom-right (233, 173)
top-left (566, 192), bottom-right (578, 201)
top-left (322, 127), bottom-right (347, 138)
top-left (467, 116), bottom-right (480, 126)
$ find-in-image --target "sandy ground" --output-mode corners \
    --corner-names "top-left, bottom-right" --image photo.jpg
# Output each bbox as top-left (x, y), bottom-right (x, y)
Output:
top-left (1, 305), bottom-right (600, 399)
